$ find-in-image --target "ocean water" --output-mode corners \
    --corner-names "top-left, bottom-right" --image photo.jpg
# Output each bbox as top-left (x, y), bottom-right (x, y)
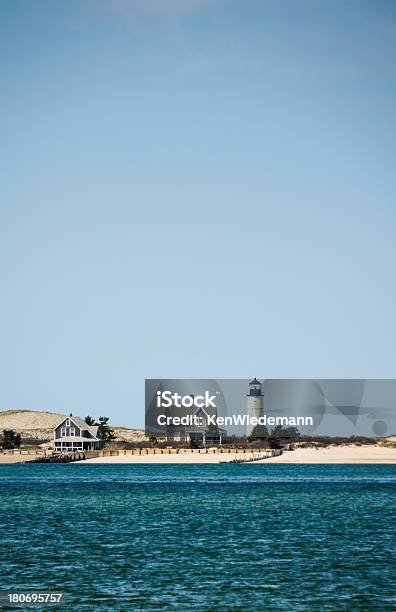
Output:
top-left (0, 464), bottom-right (395, 611)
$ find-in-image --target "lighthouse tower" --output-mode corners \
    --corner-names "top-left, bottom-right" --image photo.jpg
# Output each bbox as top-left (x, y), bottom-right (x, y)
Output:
top-left (246, 378), bottom-right (264, 436)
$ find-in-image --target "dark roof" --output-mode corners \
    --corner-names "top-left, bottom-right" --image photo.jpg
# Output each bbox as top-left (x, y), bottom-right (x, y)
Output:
top-left (54, 415), bottom-right (99, 439)
top-left (249, 378), bottom-right (261, 385)
top-left (165, 405), bottom-right (217, 419)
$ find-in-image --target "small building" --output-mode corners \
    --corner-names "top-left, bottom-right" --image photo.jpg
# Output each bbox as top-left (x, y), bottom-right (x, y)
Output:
top-left (53, 415), bottom-right (103, 452)
top-left (165, 404), bottom-right (225, 446)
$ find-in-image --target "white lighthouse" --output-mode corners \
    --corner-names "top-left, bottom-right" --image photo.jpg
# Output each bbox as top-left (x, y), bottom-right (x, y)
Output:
top-left (246, 378), bottom-right (264, 437)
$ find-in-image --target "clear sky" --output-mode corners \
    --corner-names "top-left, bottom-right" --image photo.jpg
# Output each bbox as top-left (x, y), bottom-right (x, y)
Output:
top-left (1, 0), bottom-right (395, 427)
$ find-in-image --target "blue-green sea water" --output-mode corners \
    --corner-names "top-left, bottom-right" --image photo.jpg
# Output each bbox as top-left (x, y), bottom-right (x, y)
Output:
top-left (0, 464), bottom-right (395, 611)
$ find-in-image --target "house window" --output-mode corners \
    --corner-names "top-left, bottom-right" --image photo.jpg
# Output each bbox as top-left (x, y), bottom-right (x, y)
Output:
top-left (65, 419), bottom-right (70, 427)
top-left (61, 428), bottom-right (66, 437)
top-left (195, 409), bottom-right (206, 426)
top-left (70, 428), bottom-right (75, 436)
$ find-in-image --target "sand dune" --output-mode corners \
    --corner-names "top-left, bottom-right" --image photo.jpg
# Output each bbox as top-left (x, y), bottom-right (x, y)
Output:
top-left (0, 410), bottom-right (148, 443)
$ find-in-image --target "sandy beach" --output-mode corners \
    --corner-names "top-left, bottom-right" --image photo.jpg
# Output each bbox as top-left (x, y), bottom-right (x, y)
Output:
top-left (81, 452), bottom-right (262, 464)
top-left (79, 445), bottom-right (396, 464)
top-left (0, 454), bottom-right (37, 464)
top-left (261, 445), bottom-right (396, 464)
top-left (1, 445), bottom-right (395, 464)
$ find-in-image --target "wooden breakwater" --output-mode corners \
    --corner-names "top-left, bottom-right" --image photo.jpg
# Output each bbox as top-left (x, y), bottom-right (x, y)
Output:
top-left (99, 447), bottom-right (283, 457)
top-left (29, 451), bottom-right (86, 464)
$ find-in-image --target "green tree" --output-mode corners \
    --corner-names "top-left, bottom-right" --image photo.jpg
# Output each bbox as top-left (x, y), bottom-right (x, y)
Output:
top-left (270, 425), bottom-right (300, 440)
top-left (1, 429), bottom-right (22, 449)
top-left (84, 416), bottom-right (96, 426)
top-left (189, 436), bottom-right (199, 449)
top-left (96, 416), bottom-right (116, 444)
top-left (249, 424), bottom-right (270, 441)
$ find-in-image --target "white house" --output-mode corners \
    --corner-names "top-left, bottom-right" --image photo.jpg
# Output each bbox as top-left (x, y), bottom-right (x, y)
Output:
top-left (53, 415), bottom-right (103, 452)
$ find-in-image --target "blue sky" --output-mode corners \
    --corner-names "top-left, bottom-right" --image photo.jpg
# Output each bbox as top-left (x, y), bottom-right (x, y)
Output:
top-left (1, 0), bottom-right (395, 427)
